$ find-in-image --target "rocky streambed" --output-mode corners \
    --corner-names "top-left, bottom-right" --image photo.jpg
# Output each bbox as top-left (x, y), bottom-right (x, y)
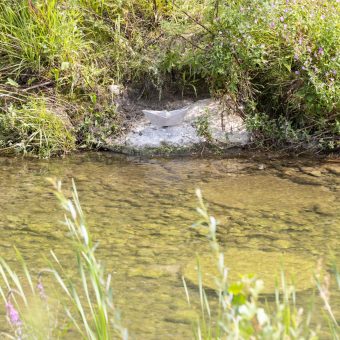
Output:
top-left (0, 153), bottom-right (339, 338)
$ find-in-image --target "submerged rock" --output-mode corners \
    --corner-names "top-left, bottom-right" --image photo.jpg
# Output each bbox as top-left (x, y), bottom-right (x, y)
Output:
top-left (164, 309), bottom-right (198, 324)
top-left (108, 99), bottom-right (249, 154)
top-left (324, 164), bottom-right (340, 176)
top-left (183, 249), bottom-right (316, 294)
top-left (127, 264), bottom-right (180, 279)
top-left (299, 166), bottom-right (323, 178)
top-left (127, 267), bottom-right (169, 279)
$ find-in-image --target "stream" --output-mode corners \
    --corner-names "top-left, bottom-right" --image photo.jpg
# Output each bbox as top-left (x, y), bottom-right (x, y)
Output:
top-left (0, 152), bottom-right (339, 339)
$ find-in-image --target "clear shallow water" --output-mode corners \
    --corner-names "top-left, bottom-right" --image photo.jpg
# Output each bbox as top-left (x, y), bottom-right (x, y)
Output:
top-left (0, 152), bottom-right (339, 338)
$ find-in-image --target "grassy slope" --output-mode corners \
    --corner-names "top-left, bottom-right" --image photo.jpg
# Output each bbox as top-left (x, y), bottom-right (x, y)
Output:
top-left (0, 0), bottom-right (339, 157)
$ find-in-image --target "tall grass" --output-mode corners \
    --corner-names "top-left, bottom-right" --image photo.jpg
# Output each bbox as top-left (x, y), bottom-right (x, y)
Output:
top-left (0, 97), bottom-right (75, 157)
top-left (0, 0), bottom-right (87, 84)
top-left (0, 0), bottom-right (142, 156)
top-left (50, 179), bottom-right (128, 339)
top-left (0, 183), bottom-right (339, 339)
top-left (0, 179), bottom-right (128, 339)
top-left (183, 189), bottom-right (339, 339)
top-left (1, 0), bottom-right (338, 155)
top-left (315, 260), bottom-right (340, 340)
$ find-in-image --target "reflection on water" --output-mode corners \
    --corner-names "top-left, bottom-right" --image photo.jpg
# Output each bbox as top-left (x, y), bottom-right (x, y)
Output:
top-left (0, 152), bottom-right (339, 338)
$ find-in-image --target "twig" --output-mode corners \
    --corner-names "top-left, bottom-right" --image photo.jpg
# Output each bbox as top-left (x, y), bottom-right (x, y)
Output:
top-left (176, 34), bottom-right (206, 51)
top-left (0, 93), bottom-right (26, 102)
top-left (22, 81), bottom-right (53, 92)
top-left (215, 0), bottom-right (220, 19)
top-left (138, 33), bottom-right (164, 52)
top-left (172, 2), bottom-right (214, 36)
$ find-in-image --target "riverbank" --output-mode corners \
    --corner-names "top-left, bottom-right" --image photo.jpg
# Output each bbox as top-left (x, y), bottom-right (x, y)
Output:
top-left (0, 1), bottom-right (339, 158)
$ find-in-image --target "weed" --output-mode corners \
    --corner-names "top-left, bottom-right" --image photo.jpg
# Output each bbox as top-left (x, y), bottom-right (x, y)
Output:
top-left (0, 180), bottom-right (128, 339)
top-left (0, 97), bottom-right (75, 157)
top-left (0, 183), bottom-right (338, 338)
top-left (1, 0), bottom-right (338, 155)
top-left (183, 189), bottom-right (339, 339)
top-left (195, 113), bottom-right (213, 143)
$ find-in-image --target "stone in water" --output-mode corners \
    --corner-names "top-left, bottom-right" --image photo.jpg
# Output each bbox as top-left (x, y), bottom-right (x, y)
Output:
top-left (183, 249), bottom-right (317, 294)
top-left (142, 107), bottom-right (189, 127)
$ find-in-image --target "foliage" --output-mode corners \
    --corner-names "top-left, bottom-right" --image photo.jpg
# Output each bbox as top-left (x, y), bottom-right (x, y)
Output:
top-left (75, 98), bottom-right (120, 149)
top-left (0, 97), bottom-right (75, 157)
top-left (194, 113), bottom-right (213, 143)
top-left (183, 189), bottom-right (339, 339)
top-left (0, 0), bottom-right (338, 155)
top-left (0, 180), bottom-right (128, 339)
top-left (0, 183), bottom-right (339, 338)
top-left (158, 0), bottom-right (340, 150)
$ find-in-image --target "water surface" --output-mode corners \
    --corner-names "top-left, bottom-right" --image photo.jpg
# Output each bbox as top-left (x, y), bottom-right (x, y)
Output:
top-left (0, 152), bottom-right (339, 338)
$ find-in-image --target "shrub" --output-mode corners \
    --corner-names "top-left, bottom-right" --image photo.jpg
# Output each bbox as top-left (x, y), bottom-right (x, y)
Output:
top-left (159, 0), bottom-right (340, 150)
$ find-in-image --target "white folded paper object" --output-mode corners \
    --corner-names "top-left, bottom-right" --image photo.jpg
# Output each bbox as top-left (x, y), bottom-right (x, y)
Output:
top-left (142, 107), bottom-right (189, 127)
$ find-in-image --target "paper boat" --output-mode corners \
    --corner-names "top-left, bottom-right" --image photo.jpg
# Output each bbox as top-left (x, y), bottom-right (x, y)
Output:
top-left (142, 107), bottom-right (189, 127)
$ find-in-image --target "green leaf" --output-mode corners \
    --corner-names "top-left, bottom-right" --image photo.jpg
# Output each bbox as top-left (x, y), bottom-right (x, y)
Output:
top-left (228, 282), bottom-right (244, 295)
top-left (231, 293), bottom-right (247, 306)
top-left (283, 63), bottom-right (291, 72)
top-left (6, 78), bottom-right (19, 88)
top-left (61, 62), bottom-right (70, 71)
